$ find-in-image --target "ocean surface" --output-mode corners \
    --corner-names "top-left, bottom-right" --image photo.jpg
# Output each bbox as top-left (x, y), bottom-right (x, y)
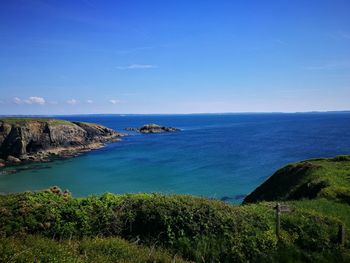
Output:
top-left (1, 113), bottom-right (350, 203)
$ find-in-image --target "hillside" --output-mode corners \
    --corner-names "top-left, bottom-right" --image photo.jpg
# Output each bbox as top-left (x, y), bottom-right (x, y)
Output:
top-left (0, 118), bottom-right (123, 166)
top-left (243, 155), bottom-right (350, 204)
top-left (0, 156), bottom-right (349, 262)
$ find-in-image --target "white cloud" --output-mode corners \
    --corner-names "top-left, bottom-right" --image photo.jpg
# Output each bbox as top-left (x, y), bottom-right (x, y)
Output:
top-left (13, 97), bottom-right (22, 104)
top-left (13, 96), bottom-right (46, 105)
top-left (67, 99), bottom-right (78, 105)
top-left (303, 61), bottom-right (350, 70)
top-left (116, 64), bottom-right (157, 70)
top-left (24, 96), bottom-right (46, 105)
top-left (109, 99), bottom-right (120, 104)
top-left (86, 99), bottom-right (93, 104)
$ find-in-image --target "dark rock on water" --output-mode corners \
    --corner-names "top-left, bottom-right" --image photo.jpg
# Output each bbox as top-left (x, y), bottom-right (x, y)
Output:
top-left (126, 123), bottom-right (180, 133)
top-left (220, 194), bottom-right (247, 202)
top-left (0, 118), bottom-right (125, 167)
top-left (220, 196), bottom-right (233, 202)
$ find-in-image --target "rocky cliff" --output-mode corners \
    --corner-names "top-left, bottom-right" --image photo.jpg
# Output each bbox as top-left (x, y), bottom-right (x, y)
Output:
top-left (0, 118), bottom-right (123, 166)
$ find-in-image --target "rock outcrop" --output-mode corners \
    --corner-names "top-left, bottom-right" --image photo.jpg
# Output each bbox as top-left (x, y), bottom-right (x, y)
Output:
top-left (125, 124), bottom-right (180, 133)
top-left (0, 118), bottom-right (124, 166)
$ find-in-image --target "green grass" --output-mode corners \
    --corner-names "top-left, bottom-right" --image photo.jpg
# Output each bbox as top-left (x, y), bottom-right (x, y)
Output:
top-left (0, 117), bottom-right (74, 126)
top-left (244, 155), bottom-right (350, 204)
top-left (0, 235), bottom-right (186, 263)
top-left (289, 198), bottom-right (350, 228)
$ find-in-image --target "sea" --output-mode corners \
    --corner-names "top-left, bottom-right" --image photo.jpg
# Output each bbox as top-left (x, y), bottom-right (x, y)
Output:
top-left (0, 112), bottom-right (350, 203)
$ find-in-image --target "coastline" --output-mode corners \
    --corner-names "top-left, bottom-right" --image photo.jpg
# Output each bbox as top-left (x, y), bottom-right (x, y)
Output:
top-left (0, 118), bottom-right (125, 168)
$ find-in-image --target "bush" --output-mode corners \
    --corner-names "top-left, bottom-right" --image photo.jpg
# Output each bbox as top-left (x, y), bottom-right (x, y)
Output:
top-left (0, 191), bottom-right (348, 262)
top-left (0, 235), bottom-right (185, 263)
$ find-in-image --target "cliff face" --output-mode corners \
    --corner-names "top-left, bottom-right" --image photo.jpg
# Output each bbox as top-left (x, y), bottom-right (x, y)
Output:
top-left (0, 118), bottom-right (122, 165)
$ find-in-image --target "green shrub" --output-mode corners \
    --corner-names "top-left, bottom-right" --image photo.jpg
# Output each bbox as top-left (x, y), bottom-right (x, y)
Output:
top-left (0, 235), bottom-right (80, 263)
top-left (0, 235), bottom-right (186, 263)
top-left (1, 191), bottom-right (348, 262)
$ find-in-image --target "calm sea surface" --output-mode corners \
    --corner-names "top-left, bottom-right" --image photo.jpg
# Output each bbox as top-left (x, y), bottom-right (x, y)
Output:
top-left (1, 113), bottom-right (350, 203)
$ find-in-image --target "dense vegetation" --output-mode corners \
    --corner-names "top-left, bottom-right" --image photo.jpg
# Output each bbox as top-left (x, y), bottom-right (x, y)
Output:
top-left (0, 155), bottom-right (350, 262)
top-left (0, 235), bottom-right (184, 263)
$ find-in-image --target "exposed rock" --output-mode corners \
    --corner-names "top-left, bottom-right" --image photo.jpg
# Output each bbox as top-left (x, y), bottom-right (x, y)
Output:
top-left (125, 123), bottom-right (180, 133)
top-left (6, 155), bottom-right (21, 164)
top-left (0, 158), bottom-right (5, 167)
top-left (49, 186), bottom-right (62, 195)
top-left (0, 118), bottom-right (124, 167)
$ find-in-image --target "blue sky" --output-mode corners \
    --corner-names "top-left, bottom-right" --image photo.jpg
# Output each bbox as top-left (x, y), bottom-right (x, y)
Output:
top-left (0, 0), bottom-right (350, 114)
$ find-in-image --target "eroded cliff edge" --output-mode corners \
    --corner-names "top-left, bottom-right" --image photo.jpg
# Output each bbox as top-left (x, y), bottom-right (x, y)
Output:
top-left (0, 118), bottom-right (124, 166)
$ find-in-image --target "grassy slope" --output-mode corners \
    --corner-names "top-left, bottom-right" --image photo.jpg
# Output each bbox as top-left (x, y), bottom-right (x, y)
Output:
top-left (244, 155), bottom-right (350, 204)
top-left (0, 156), bottom-right (349, 262)
top-left (0, 117), bottom-right (74, 126)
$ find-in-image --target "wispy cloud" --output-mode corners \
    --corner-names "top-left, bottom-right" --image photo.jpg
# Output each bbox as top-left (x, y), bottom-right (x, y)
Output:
top-left (109, 99), bottom-right (120, 104)
top-left (13, 96), bottom-right (46, 105)
top-left (66, 99), bottom-right (78, 105)
top-left (13, 97), bottom-right (22, 104)
top-left (116, 64), bottom-right (157, 70)
top-left (303, 61), bottom-right (350, 70)
top-left (86, 99), bottom-right (93, 104)
top-left (24, 96), bottom-right (46, 105)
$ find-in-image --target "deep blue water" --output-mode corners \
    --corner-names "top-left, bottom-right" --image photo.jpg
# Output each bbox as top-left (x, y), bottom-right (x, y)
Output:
top-left (0, 113), bottom-right (350, 203)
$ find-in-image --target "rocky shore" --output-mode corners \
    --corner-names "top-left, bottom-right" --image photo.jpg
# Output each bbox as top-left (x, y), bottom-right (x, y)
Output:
top-left (125, 123), bottom-right (180, 133)
top-left (0, 118), bottom-right (124, 167)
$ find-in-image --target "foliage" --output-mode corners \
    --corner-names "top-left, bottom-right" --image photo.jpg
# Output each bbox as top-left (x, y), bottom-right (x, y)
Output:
top-left (1, 155), bottom-right (350, 262)
top-left (0, 235), bottom-right (185, 263)
top-left (0, 190), bottom-right (348, 262)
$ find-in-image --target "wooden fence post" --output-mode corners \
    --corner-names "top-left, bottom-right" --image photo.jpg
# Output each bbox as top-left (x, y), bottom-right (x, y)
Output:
top-left (276, 203), bottom-right (281, 241)
top-left (338, 224), bottom-right (345, 246)
top-left (274, 203), bottom-right (290, 242)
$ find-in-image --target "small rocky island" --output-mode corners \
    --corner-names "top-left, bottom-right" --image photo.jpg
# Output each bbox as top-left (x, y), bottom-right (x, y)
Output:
top-left (0, 118), bottom-right (124, 167)
top-left (125, 123), bottom-right (180, 133)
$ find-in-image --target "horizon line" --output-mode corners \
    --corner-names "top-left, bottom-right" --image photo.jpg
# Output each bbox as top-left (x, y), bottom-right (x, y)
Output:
top-left (1, 110), bottom-right (350, 117)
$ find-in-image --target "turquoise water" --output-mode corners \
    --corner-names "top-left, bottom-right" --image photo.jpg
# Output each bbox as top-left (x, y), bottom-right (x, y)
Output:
top-left (1, 113), bottom-right (350, 203)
